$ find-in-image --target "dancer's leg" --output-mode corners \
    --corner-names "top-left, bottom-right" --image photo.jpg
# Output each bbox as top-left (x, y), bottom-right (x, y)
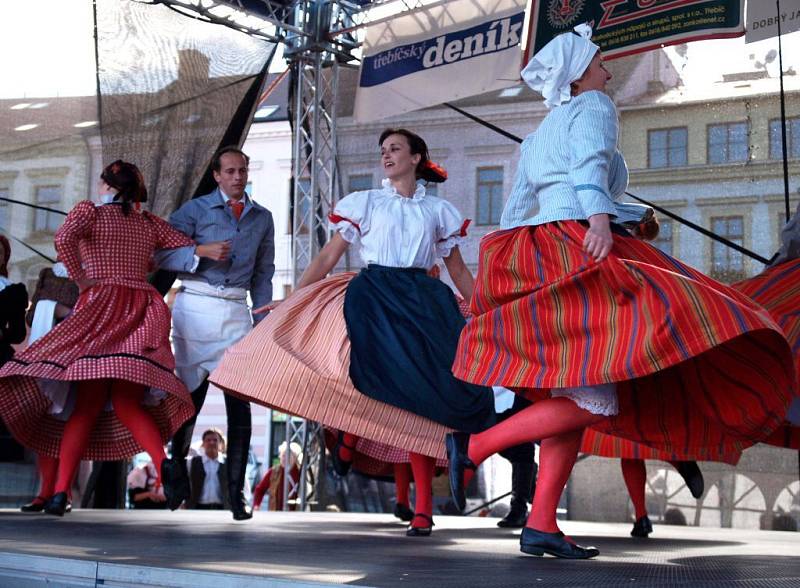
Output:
top-left (38, 454), bottom-right (58, 498)
top-left (54, 380), bottom-right (109, 494)
top-left (394, 462), bottom-right (411, 507)
top-left (408, 452), bottom-right (435, 532)
top-left (525, 429), bottom-right (583, 534)
top-left (110, 380), bottom-right (167, 482)
top-left (621, 459), bottom-right (648, 520)
top-left (469, 397), bottom-right (605, 466)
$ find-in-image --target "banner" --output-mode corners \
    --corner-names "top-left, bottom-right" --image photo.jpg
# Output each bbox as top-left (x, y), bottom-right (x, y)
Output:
top-left (526, 0), bottom-right (744, 62)
top-left (746, 0), bottom-right (800, 43)
top-left (353, 0), bottom-right (528, 123)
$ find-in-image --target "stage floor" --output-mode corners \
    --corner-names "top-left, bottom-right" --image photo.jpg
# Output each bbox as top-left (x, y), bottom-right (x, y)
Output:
top-left (0, 509), bottom-right (798, 587)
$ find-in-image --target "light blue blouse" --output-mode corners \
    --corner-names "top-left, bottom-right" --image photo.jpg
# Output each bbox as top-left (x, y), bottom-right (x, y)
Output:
top-left (501, 90), bottom-right (629, 229)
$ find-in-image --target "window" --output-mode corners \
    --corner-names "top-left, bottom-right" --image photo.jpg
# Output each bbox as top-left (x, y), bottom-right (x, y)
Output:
top-left (34, 185), bottom-right (63, 233)
top-left (710, 215), bottom-right (745, 281)
top-left (652, 218), bottom-right (673, 255)
top-left (707, 122), bottom-right (749, 164)
top-left (648, 128), bottom-right (687, 168)
top-left (476, 166), bottom-right (503, 225)
top-left (769, 117), bottom-right (800, 160)
top-left (347, 174), bottom-right (372, 193)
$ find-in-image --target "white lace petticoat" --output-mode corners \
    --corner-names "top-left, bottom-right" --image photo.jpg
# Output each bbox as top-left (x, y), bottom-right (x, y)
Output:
top-left (551, 383), bottom-right (618, 416)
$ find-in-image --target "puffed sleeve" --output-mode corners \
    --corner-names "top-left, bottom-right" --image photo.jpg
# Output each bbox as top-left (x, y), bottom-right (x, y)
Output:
top-left (54, 200), bottom-right (97, 281)
top-left (328, 191), bottom-right (372, 244)
top-left (144, 211), bottom-right (195, 250)
top-left (569, 91), bottom-right (619, 218)
top-left (435, 199), bottom-right (471, 258)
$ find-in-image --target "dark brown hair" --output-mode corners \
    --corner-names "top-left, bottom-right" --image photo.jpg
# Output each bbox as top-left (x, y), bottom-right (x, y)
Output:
top-left (100, 160), bottom-right (147, 215)
top-left (211, 146), bottom-right (250, 173)
top-left (378, 128), bottom-right (447, 183)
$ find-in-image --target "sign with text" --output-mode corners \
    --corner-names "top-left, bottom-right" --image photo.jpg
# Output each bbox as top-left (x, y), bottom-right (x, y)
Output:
top-left (526, 0), bottom-right (745, 61)
top-left (353, 0), bottom-right (527, 123)
top-left (746, 0), bottom-right (800, 43)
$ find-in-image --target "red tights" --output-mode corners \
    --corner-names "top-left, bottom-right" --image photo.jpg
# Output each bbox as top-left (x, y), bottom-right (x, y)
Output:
top-left (408, 452), bottom-right (435, 528)
top-left (393, 462), bottom-right (411, 507)
top-left (620, 458), bottom-right (648, 519)
top-left (467, 397), bottom-right (606, 533)
top-left (54, 379), bottom-right (167, 495)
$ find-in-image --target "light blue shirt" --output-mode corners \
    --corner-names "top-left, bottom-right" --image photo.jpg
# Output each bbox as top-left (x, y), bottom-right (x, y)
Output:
top-left (154, 188), bottom-right (275, 322)
top-left (501, 90), bottom-right (629, 229)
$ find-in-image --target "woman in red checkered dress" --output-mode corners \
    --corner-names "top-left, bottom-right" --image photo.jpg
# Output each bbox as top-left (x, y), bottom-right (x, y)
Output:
top-left (0, 161), bottom-right (195, 515)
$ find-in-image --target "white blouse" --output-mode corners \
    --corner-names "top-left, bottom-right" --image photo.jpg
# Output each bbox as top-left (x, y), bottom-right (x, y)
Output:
top-left (329, 179), bottom-right (468, 270)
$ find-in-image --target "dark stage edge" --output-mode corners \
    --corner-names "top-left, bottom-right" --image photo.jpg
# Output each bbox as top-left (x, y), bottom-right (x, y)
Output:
top-left (0, 510), bottom-right (798, 587)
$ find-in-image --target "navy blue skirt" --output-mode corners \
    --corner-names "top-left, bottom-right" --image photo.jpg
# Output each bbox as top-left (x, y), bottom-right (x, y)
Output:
top-left (343, 265), bottom-right (496, 433)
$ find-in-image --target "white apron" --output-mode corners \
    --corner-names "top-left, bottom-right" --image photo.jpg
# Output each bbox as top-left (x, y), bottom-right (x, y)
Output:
top-left (172, 280), bottom-right (253, 392)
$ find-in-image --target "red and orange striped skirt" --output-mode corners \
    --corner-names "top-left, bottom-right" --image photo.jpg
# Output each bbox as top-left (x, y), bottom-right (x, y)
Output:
top-left (453, 221), bottom-right (797, 461)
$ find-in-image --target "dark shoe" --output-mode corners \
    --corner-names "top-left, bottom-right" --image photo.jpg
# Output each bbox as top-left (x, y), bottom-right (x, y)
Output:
top-left (675, 461), bottom-right (704, 499)
top-left (406, 513), bottom-right (434, 537)
top-left (519, 527), bottom-right (600, 559)
top-left (161, 457), bottom-right (190, 511)
top-left (20, 496), bottom-right (47, 513)
top-left (231, 494), bottom-right (253, 521)
top-left (65, 500), bottom-right (73, 514)
top-left (630, 515), bottom-right (653, 538)
top-left (498, 461), bottom-right (536, 528)
top-left (332, 431), bottom-right (355, 477)
top-left (394, 502), bottom-right (414, 522)
top-left (446, 432), bottom-right (476, 512)
top-left (43, 492), bottom-right (69, 517)
top-left (498, 501), bottom-right (528, 528)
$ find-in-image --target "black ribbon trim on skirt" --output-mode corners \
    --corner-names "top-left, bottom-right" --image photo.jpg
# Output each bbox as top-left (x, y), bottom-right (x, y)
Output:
top-left (343, 265), bottom-right (496, 433)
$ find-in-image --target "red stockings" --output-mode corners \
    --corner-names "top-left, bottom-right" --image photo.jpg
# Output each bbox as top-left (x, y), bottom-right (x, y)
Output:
top-left (408, 452), bottom-right (435, 528)
top-left (54, 379), bottom-right (166, 495)
top-left (393, 462), bottom-right (411, 507)
top-left (621, 458), bottom-right (648, 519)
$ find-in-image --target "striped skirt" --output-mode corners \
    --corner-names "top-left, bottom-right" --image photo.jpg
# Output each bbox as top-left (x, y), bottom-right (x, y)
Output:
top-left (210, 273), bottom-right (453, 459)
top-left (453, 221), bottom-right (796, 461)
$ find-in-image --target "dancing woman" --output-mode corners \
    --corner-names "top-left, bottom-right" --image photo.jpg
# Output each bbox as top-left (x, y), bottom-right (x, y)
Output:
top-left (447, 25), bottom-right (795, 559)
top-left (0, 161), bottom-right (196, 514)
top-left (211, 128), bottom-right (496, 535)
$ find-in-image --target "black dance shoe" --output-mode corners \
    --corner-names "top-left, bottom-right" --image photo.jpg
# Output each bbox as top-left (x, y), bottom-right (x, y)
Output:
top-left (332, 431), bottom-right (355, 477)
top-left (519, 527), bottom-right (600, 559)
top-left (497, 501), bottom-right (528, 528)
top-left (445, 432), bottom-right (476, 512)
top-left (394, 502), bottom-right (414, 522)
top-left (20, 496), bottom-right (47, 513)
top-left (230, 488), bottom-right (254, 521)
top-left (161, 457), bottom-right (190, 511)
top-left (406, 513), bottom-right (434, 537)
top-left (43, 492), bottom-right (69, 517)
top-left (675, 461), bottom-right (704, 499)
top-left (630, 515), bottom-right (653, 538)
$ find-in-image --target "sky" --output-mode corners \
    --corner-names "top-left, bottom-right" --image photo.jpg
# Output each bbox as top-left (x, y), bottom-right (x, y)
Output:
top-left (2, 0), bottom-right (800, 99)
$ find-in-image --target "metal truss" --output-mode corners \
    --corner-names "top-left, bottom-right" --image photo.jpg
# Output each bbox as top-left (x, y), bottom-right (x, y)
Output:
top-left (155, 0), bottom-right (451, 512)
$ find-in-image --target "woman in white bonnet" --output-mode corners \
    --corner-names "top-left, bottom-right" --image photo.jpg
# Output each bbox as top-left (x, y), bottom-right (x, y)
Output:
top-left (447, 25), bottom-right (796, 559)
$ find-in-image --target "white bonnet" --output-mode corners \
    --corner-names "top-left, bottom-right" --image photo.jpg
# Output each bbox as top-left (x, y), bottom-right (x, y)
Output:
top-left (521, 23), bottom-right (599, 109)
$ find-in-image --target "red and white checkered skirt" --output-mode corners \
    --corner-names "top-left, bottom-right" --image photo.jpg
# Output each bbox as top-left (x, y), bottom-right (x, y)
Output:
top-left (0, 279), bottom-right (194, 460)
top-left (210, 272), bottom-right (452, 460)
